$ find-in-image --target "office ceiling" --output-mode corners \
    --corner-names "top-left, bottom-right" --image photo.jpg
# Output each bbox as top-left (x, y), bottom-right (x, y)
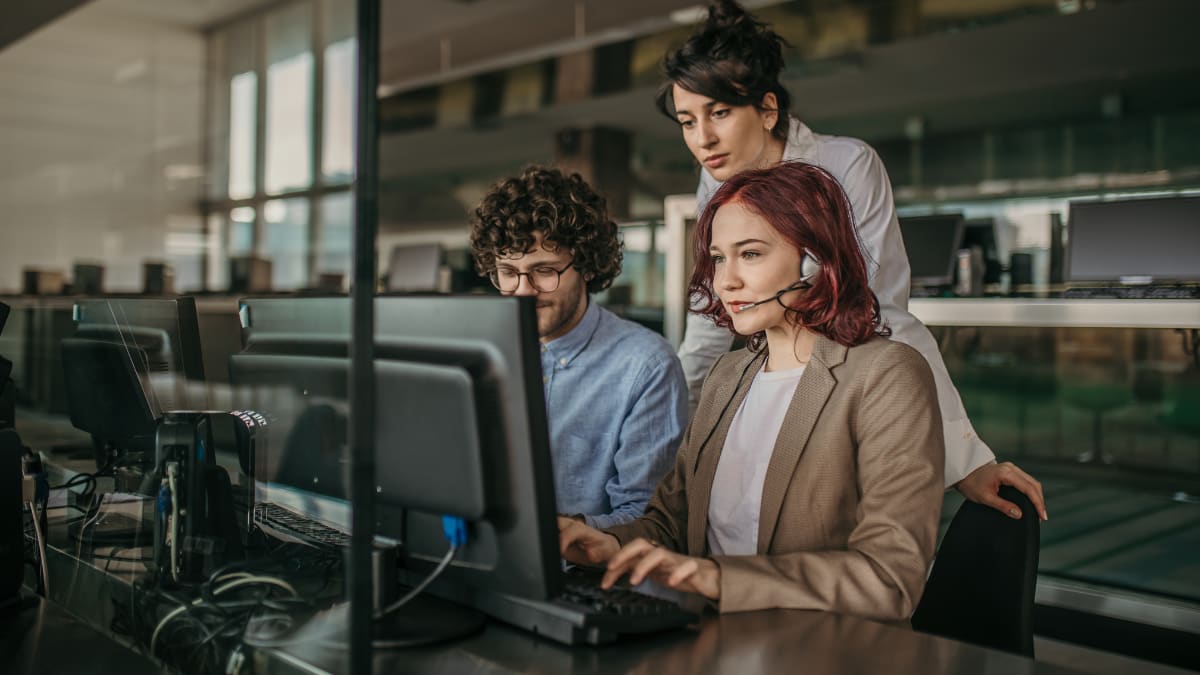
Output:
top-left (2, 0), bottom-right (780, 90)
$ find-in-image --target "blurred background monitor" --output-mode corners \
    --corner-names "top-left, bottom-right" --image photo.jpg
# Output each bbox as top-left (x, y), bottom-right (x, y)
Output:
top-left (229, 256), bottom-right (273, 293)
top-left (233, 295), bottom-right (560, 602)
top-left (961, 219), bottom-right (1002, 285)
top-left (386, 243), bottom-right (443, 293)
top-left (1066, 196), bottom-right (1200, 284)
top-left (143, 261), bottom-right (175, 295)
top-left (72, 263), bottom-right (105, 295)
top-left (314, 272), bottom-right (345, 292)
top-left (898, 214), bottom-right (966, 287)
top-left (23, 269), bottom-right (65, 295)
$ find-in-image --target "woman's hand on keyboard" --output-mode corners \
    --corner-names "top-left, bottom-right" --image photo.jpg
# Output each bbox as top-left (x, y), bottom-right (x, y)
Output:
top-left (601, 538), bottom-right (721, 601)
top-left (558, 516), bottom-right (620, 567)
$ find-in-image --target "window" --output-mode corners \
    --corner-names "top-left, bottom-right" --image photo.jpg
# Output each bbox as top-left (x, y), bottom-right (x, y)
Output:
top-left (228, 72), bottom-right (257, 200)
top-left (261, 198), bottom-right (309, 289)
top-left (317, 191), bottom-right (352, 278)
top-left (264, 2), bottom-right (314, 195)
top-left (206, 0), bottom-right (355, 291)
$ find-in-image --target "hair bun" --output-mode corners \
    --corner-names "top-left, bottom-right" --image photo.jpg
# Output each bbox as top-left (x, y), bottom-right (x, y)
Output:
top-left (706, 0), bottom-right (751, 30)
top-left (696, 1), bottom-right (785, 78)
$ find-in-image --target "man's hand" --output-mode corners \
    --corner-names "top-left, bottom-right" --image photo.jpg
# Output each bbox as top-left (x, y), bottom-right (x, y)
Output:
top-left (558, 516), bottom-right (620, 567)
top-left (956, 461), bottom-right (1048, 521)
top-left (601, 538), bottom-right (721, 601)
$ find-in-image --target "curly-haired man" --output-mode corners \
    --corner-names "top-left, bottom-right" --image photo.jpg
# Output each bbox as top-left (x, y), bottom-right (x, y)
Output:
top-left (470, 166), bottom-right (688, 529)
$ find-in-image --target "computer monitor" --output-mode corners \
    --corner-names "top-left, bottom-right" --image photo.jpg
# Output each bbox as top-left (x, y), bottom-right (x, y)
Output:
top-left (65, 298), bottom-right (207, 469)
top-left (73, 263), bottom-right (105, 295)
top-left (60, 337), bottom-right (158, 462)
top-left (961, 219), bottom-right (1002, 285)
top-left (72, 298), bottom-right (205, 383)
top-left (1066, 196), bottom-right (1200, 284)
top-left (898, 214), bottom-right (965, 288)
top-left (232, 295), bottom-right (560, 602)
top-left (386, 244), bottom-right (443, 292)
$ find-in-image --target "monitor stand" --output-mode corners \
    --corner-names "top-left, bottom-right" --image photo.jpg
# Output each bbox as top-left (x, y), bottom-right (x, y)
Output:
top-left (263, 546), bottom-right (486, 650)
top-left (359, 544), bottom-right (485, 648)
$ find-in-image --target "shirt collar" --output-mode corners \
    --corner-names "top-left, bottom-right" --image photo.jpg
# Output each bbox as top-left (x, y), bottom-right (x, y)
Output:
top-left (781, 117), bottom-right (818, 163)
top-left (541, 297), bottom-right (600, 366)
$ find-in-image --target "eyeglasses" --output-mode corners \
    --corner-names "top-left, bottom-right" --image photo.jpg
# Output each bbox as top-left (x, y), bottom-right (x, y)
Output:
top-left (489, 261), bottom-right (574, 293)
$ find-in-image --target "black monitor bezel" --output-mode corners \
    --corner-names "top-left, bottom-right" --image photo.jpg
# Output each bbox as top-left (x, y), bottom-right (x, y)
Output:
top-left (235, 295), bottom-right (561, 602)
top-left (1065, 196), bottom-right (1200, 284)
top-left (898, 214), bottom-right (966, 287)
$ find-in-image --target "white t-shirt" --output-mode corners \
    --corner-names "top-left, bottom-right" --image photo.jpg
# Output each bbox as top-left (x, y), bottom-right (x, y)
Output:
top-left (706, 364), bottom-right (807, 556)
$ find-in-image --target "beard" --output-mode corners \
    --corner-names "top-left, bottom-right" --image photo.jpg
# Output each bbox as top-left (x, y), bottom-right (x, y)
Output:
top-left (536, 279), bottom-right (587, 340)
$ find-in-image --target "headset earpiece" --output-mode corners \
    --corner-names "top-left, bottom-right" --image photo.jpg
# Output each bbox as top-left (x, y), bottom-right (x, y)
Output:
top-left (800, 250), bottom-right (821, 283)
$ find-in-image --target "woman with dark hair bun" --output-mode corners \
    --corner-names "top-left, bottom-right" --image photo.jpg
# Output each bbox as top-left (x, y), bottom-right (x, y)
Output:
top-left (664, 0), bottom-right (1047, 523)
top-left (560, 161), bottom-right (944, 620)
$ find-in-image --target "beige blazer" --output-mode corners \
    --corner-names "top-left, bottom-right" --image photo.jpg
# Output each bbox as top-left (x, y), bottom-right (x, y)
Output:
top-left (606, 335), bottom-right (945, 621)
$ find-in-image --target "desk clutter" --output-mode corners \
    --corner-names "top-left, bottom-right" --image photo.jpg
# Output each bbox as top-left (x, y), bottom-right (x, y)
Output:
top-left (5, 295), bottom-right (700, 675)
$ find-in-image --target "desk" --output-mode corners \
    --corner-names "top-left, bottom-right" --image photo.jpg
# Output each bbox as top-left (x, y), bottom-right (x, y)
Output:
top-left (909, 298), bottom-right (1200, 328)
top-left (21, 503), bottom-right (1090, 675)
top-left (2, 594), bottom-right (162, 675)
top-left (257, 604), bottom-right (1085, 675)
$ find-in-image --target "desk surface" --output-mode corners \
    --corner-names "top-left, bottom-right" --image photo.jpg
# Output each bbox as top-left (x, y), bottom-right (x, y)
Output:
top-left (1, 595), bottom-right (163, 675)
top-left (910, 298), bottom-right (1200, 328)
top-left (31, 510), bottom-right (1090, 675)
top-left (258, 603), bottom-right (1085, 675)
top-left (26, 469), bottom-right (1091, 675)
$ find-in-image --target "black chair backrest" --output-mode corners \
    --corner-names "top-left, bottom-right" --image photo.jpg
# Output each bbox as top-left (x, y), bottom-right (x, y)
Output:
top-left (912, 485), bottom-right (1040, 657)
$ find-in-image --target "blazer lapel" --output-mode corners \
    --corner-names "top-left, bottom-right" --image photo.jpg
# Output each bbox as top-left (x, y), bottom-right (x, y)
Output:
top-left (686, 350), bottom-right (764, 555)
top-left (756, 337), bottom-right (847, 554)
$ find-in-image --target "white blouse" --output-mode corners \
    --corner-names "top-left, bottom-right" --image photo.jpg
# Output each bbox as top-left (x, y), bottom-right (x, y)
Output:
top-left (706, 363), bottom-right (807, 556)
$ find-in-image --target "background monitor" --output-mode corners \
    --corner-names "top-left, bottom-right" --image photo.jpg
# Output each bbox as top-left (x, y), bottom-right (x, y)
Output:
top-left (229, 256), bottom-right (272, 293)
top-left (73, 263), bottom-right (105, 295)
top-left (1066, 196), bottom-right (1200, 283)
top-left (232, 295), bottom-right (560, 601)
top-left (898, 214), bottom-right (965, 287)
top-left (961, 218), bottom-right (1002, 285)
top-left (386, 244), bottom-right (443, 292)
top-left (66, 298), bottom-right (207, 468)
top-left (60, 336), bottom-right (158, 466)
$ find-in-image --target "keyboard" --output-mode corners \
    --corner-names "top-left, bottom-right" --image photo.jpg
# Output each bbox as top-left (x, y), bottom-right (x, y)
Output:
top-left (470, 569), bottom-right (700, 645)
top-left (253, 503), bottom-right (350, 549)
top-left (1062, 286), bottom-right (1200, 299)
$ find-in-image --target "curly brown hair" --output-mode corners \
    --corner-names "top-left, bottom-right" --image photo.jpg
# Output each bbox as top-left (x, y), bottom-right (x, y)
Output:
top-left (469, 165), bottom-right (622, 294)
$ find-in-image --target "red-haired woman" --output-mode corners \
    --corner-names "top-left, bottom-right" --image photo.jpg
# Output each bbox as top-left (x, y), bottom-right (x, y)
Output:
top-left (559, 162), bottom-right (944, 621)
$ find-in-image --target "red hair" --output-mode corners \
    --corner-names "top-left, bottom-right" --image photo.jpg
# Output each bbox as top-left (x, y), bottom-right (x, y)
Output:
top-left (689, 161), bottom-right (888, 349)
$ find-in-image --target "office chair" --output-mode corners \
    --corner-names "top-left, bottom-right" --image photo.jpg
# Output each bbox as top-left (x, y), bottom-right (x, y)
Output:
top-left (912, 485), bottom-right (1040, 657)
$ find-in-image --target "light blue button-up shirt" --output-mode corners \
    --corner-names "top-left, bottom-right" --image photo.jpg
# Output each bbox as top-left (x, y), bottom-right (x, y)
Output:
top-left (541, 299), bottom-right (688, 529)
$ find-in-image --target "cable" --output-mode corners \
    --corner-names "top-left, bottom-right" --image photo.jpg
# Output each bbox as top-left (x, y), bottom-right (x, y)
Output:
top-left (212, 576), bottom-right (298, 598)
top-left (374, 515), bottom-right (468, 618)
top-left (27, 501), bottom-right (49, 597)
top-left (167, 463), bottom-right (179, 583)
top-left (50, 471), bottom-right (96, 492)
top-left (150, 575), bottom-right (299, 656)
top-left (375, 543), bottom-right (458, 619)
